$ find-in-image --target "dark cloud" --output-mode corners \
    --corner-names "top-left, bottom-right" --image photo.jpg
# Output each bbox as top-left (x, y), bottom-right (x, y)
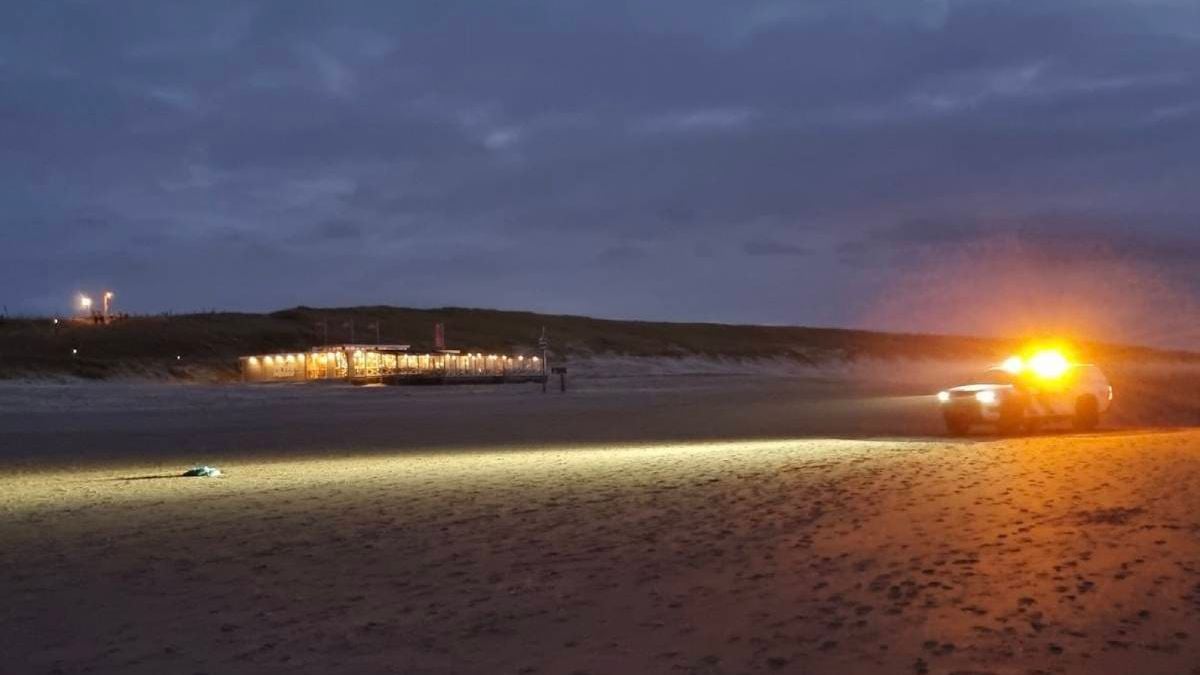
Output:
top-left (1, 0), bottom-right (1198, 343)
top-left (596, 244), bottom-right (646, 264)
top-left (742, 239), bottom-right (813, 257)
top-left (310, 219), bottom-right (364, 242)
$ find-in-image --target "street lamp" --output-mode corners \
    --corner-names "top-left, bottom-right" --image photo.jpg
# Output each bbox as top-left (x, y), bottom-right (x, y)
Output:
top-left (102, 291), bottom-right (114, 322)
top-left (79, 295), bottom-right (92, 312)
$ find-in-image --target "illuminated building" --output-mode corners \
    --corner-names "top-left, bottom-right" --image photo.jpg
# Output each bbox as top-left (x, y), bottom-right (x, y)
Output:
top-left (238, 344), bottom-right (546, 384)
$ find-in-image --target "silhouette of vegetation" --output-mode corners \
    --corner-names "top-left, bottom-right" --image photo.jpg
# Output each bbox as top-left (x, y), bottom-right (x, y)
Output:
top-left (0, 305), bottom-right (1194, 380)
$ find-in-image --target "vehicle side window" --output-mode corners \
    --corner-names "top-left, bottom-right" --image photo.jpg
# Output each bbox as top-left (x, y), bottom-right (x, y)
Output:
top-left (977, 369), bottom-right (1015, 385)
top-left (1070, 365), bottom-right (1107, 390)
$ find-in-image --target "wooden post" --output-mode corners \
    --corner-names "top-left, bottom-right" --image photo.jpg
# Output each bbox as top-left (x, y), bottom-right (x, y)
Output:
top-left (539, 327), bottom-right (549, 394)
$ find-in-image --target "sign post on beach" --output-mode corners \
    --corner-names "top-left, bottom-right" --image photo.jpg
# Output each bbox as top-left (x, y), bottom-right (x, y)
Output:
top-left (538, 327), bottom-right (549, 393)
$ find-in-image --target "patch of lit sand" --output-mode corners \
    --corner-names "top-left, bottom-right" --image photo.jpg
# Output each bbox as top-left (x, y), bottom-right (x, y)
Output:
top-left (3, 431), bottom-right (1200, 674)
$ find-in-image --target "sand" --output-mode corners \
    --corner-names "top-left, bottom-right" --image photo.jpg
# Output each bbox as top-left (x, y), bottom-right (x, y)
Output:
top-left (3, 372), bottom-right (1200, 674)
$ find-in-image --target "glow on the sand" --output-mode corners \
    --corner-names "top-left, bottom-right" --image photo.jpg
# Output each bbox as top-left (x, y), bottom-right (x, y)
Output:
top-left (0, 438), bottom-right (933, 513)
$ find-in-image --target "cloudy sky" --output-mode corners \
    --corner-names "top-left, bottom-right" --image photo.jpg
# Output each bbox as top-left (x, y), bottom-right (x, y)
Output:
top-left (2, 1), bottom-right (1198, 343)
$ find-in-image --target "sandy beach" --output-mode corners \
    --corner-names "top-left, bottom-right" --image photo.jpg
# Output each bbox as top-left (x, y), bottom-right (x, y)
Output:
top-left (9, 0), bottom-right (1200, 671)
top-left (3, 370), bottom-right (1200, 674)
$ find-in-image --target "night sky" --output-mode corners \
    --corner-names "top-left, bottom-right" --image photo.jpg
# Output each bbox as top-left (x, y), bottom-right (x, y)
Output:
top-left (3, 2), bottom-right (1198, 344)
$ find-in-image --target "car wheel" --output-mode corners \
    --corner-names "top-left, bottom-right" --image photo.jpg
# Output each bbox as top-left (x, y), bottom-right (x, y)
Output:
top-left (944, 413), bottom-right (970, 436)
top-left (997, 399), bottom-right (1025, 435)
top-left (1073, 395), bottom-right (1100, 431)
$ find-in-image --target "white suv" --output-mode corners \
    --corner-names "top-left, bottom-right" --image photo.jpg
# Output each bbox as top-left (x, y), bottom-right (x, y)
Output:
top-left (937, 357), bottom-right (1113, 435)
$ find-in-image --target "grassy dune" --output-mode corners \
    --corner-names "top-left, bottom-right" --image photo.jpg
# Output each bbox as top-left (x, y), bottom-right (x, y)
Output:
top-left (0, 305), bottom-right (1193, 380)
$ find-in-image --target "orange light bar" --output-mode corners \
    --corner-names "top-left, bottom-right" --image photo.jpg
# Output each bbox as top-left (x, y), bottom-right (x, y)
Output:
top-left (1028, 349), bottom-right (1069, 379)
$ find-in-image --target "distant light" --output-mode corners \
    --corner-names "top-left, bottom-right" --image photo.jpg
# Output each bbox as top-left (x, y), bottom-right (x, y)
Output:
top-left (104, 291), bottom-right (114, 300)
top-left (71, 348), bottom-right (78, 356)
top-left (937, 391), bottom-right (950, 403)
top-left (79, 295), bottom-right (93, 310)
top-left (176, 355), bottom-right (181, 361)
top-left (976, 390), bottom-right (998, 405)
top-left (53, 318), bottom-right (59, 325)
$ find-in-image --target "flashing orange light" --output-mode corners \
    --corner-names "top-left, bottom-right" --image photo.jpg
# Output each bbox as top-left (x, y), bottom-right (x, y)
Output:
top-left (999, 347), bottom-right (1072, 380)
top-left (1028, 349), bottom-right (1070, 380)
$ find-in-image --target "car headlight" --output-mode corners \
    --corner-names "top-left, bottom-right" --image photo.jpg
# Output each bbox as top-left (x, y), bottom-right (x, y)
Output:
top-left (975, 390), bottom-right (998, 405)
top-left (937, 391), bottom-right (950, 403)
